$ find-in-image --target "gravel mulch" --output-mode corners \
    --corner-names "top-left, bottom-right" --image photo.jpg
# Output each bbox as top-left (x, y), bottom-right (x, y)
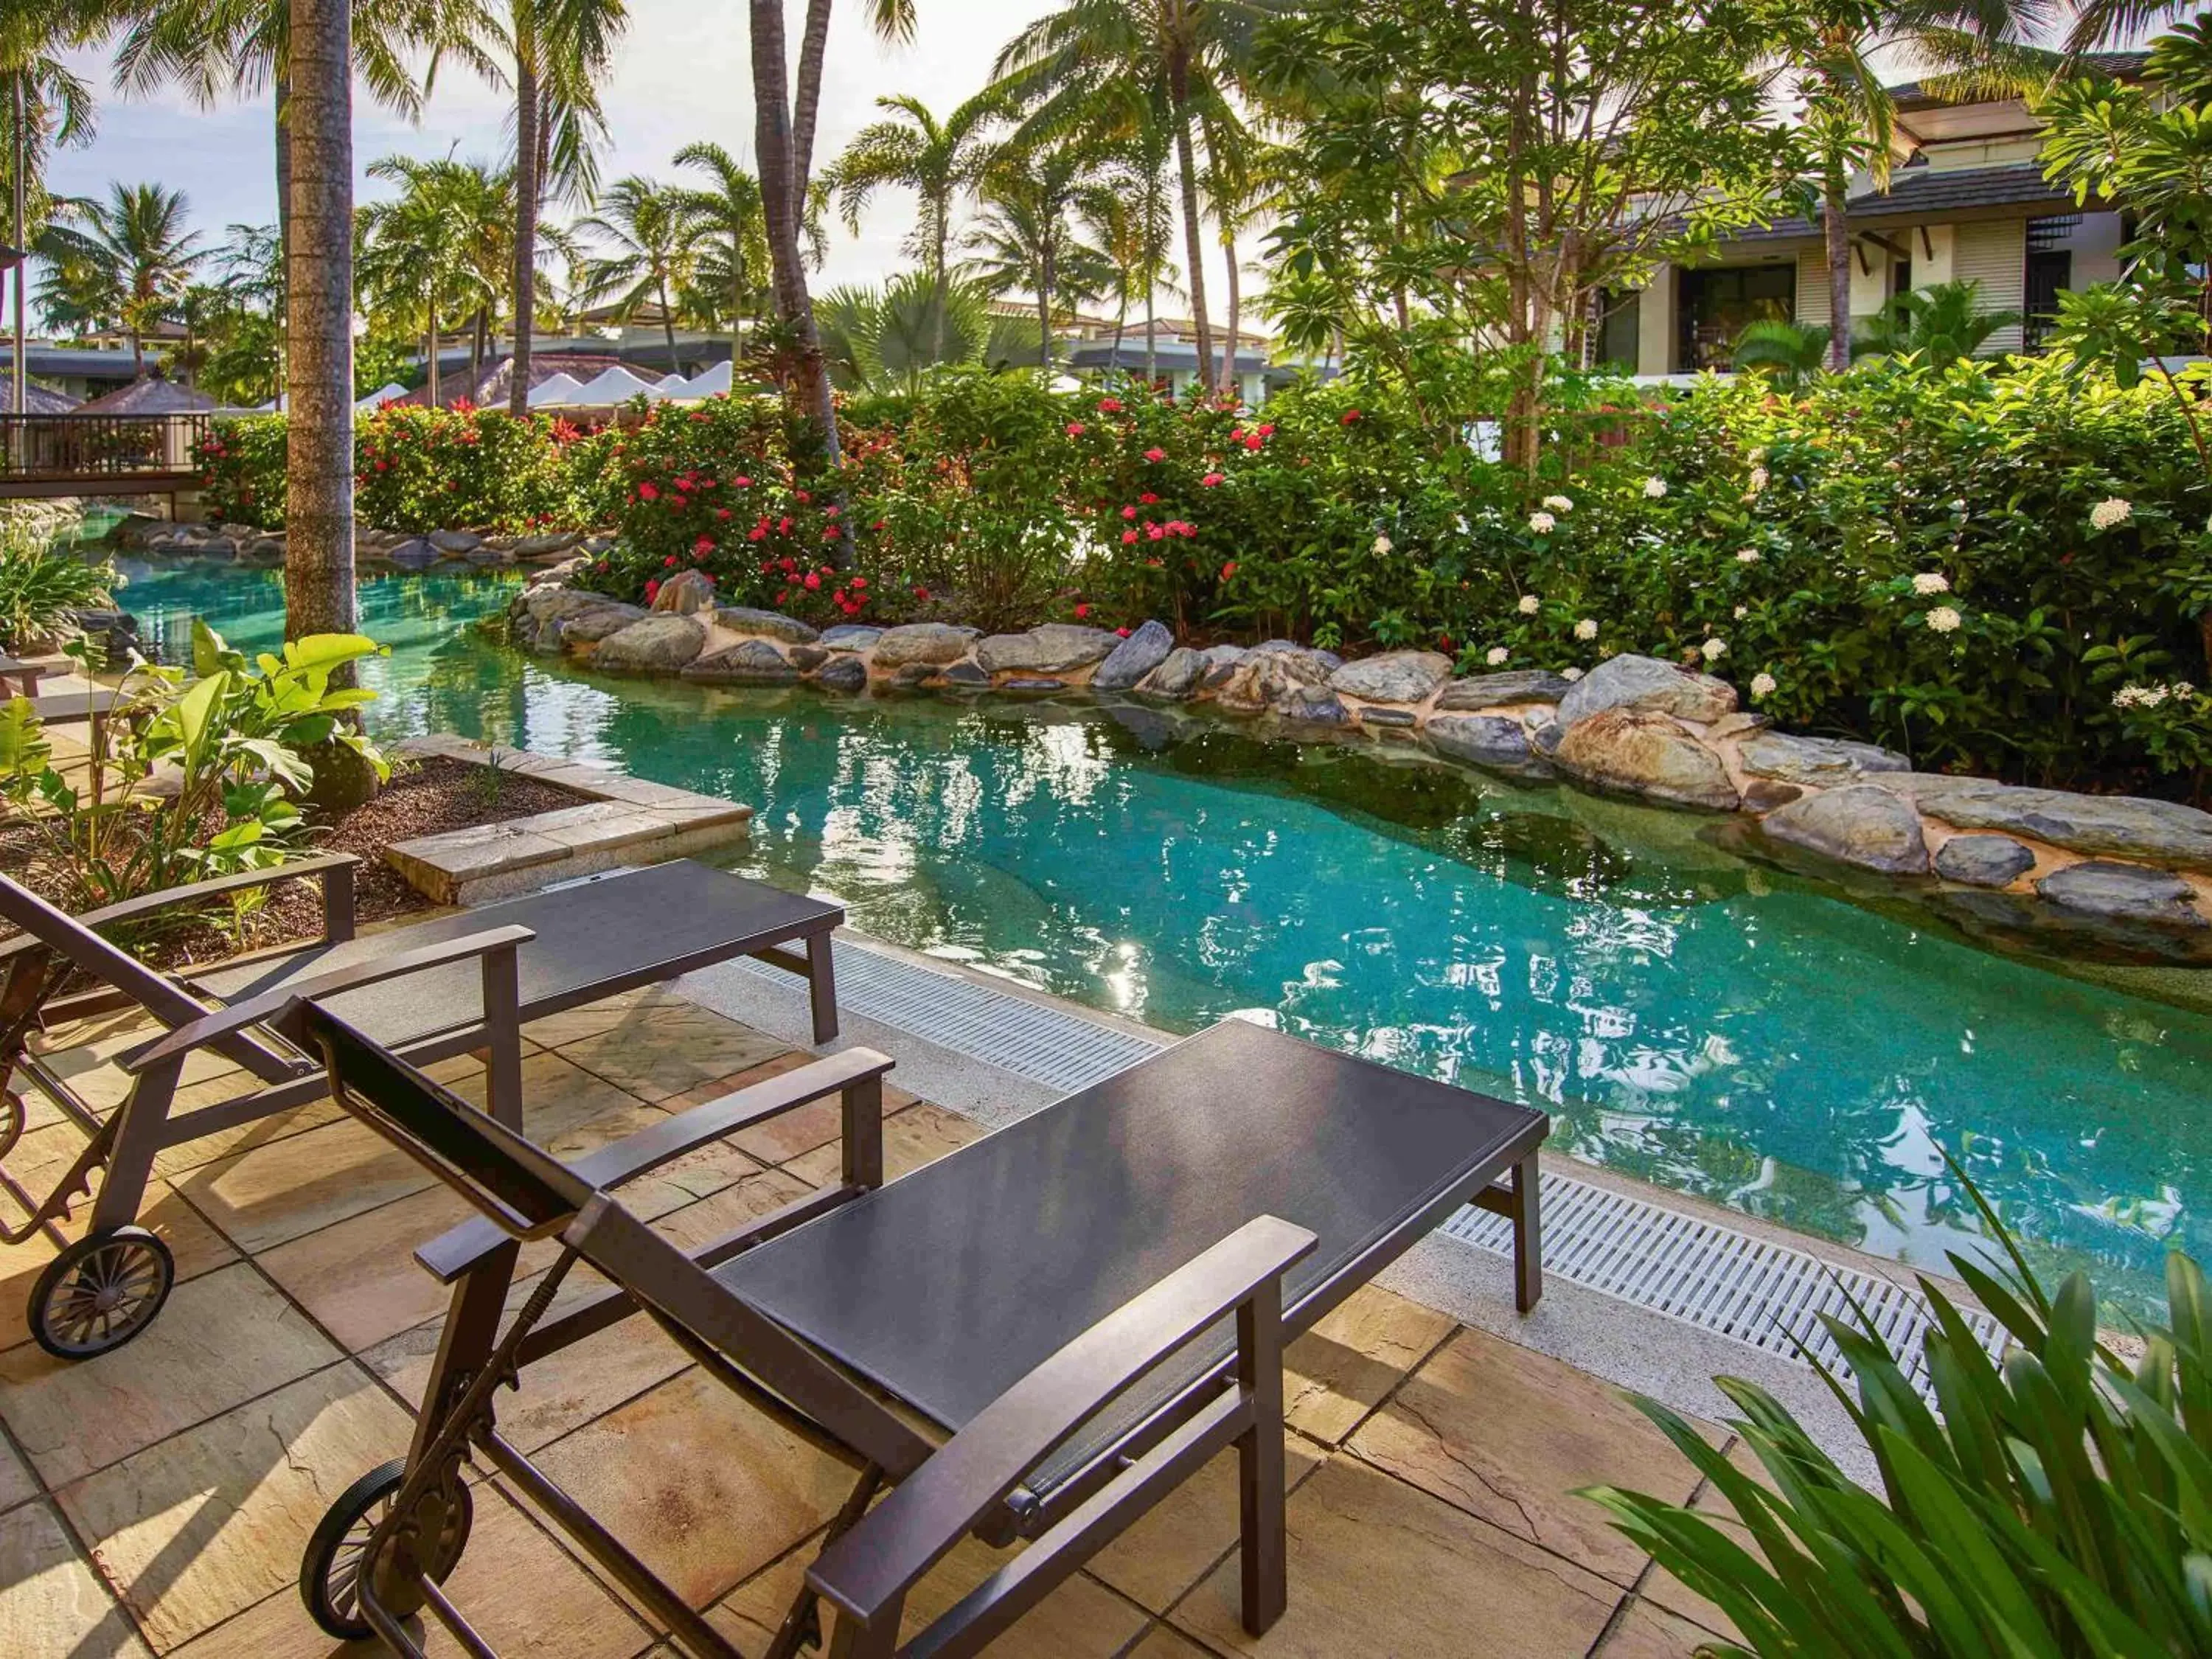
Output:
top-left (1, 754), bottom-right (586, 971)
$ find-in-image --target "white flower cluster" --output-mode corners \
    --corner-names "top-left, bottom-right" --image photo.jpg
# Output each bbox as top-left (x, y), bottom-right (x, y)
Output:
top-left (1700, 638), bottom-right (1727, 663)
top-left (1527, 512), bottom-right (1557, 535)
top-left (1733, 605), bottom-right (1748, 620)
top-left (1643, 477), bottom-right (1669, 500)
top-left (1736, 548), bottom-right (1761, 564)
top-left (1517, 594), bottom-right (1541, 615)
top-left (1542, 494), bottom-right (1573, 512)
top-left (1747, 466), bottom-right (1770, 494)
top-left (1561, 666), bottom-right (1584, 681)
top-left (1486, 646), bottom-right (1510, 667)
top-left (2090, 497), bottom-right (2132, 532)
top-left (1573, 617), bottom-right (1599, 641)
top-left (1912, 573), bottom-right (1950, 596)
top-left (1750, 672), bottom-right (1778, 699)
top-left (1927, 606), bottom-right (1963, 634)
top-left (2114, 681), bottom-right (2197, 709)
top-left (1372, 534), bottom-right (1394, 555)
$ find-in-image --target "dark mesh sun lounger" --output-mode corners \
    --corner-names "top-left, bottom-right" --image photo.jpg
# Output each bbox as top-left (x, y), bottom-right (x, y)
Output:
top-left (0, 857), bottom-right (841, 1357)
top-left (276, 998), bottom-right (1547, 1659)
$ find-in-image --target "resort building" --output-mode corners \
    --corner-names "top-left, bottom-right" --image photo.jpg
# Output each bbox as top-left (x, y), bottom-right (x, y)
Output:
top-left (1600, 57), bottom-right (2142, 375)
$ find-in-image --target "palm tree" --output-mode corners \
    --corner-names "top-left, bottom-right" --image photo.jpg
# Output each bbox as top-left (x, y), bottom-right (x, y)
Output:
top-left (38, 181), bottom-right (206, 373)
top-left (1079, 128), bottom-right (1180, 382)
top-left (576, 175), bottom-right (698, 374)
top-left (1, 7), bottom-right (100, 414)
top-left (993, 0), bottom-right (1281, 397)
top-left (825, 91), bottom-right (1001, 358)
top-left (1200, 114), bottom-right (1268, 397)
top-left (1854, 278), bottom-right (2021, 367)
top-left (672, 139), bottom-right (769, 367)
top-left (817, 271), bottom-right (1041, 395)
top-left (1731, 318), bottom-right (1833, 387)
top-left (500, 0), bottom-right (629, 414)
top-left (962, 144), bottom-right (1113, 367)
top-left (358, 156), bottom-right (497, 405)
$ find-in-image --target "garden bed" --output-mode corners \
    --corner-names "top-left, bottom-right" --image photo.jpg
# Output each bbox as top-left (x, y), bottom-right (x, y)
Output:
top-left (0, 754), bottom-right (583, 970)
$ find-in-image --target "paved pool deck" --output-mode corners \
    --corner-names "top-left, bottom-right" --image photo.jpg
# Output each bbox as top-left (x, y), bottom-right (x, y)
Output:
top-left (0, 945), bottom-right (1826, 1658)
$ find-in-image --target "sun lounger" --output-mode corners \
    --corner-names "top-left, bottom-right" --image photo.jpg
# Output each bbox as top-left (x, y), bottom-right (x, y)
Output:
top-left (0, 655), bottom-right (45, 698)
top-left (261, 1002), bottom-right (1546, 1657)
top-left (0, 856), bottom-right (842, 1357)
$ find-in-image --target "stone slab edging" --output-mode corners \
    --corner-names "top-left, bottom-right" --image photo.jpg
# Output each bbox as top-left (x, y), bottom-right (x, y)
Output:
top-left (108, 514), bottom-right (610, 572)
top-left (388, 734), bottom-right (751, 904)
top-left (506, 575), bottom-right (2212, 964)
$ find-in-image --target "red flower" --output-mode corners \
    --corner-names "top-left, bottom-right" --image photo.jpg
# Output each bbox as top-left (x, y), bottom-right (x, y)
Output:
top-left (1116, 627), bottom-right (1132, 638)
top-left (826, 504), bottom-right (840, 517)
top-left (693, 535), bottom-right (716, 554)
top-left (1144, 447), bottom-right (1166, 462)
top-left (690, 408), bottom-right (709, 421)
top-left (375, 459), bottom-right (389, 471)
top-left (796, 490), bottom-right (812, 504)
top-left (780, 557), bottom-right (798, 574)
top-left (1122, 505), bottom-right (1138, 520)
top-left (776, 588), bottom-right (789, 604)
top-left (851, 575), bottom-right (868, 588)
top-left (717, 507), bottom-right (732, 521)
top-left (1201, 472), bottom-right (1225, 487)
top-left (914, 585), bottom-right (931, 600)
top-left (748, 525), bottom-right (768, 542)
top-left (1244, 435), bottom-right (1264, 451)
top-left (644, 579), bottom-right (661, 602)
top-left (664, 555), bottom-right (679, 568)
top-left (1121, 529), bottom-right (1140, 545)
top-left (823, 525), bottom-right (840, 540)
top-left (637, 481), bottom-right (659, 501)
top-left (1065, 422), bottom-right (1088, 437)
top-left (804, 572), bottom-right (821, 591)
top-left (1140, 492), bottom-right (1158, 505)
top-left (1340, 408), bottom-right (1361, 425)
top-left (1147, 524), bottom-right (1165, 540)
top-left (734, 476), bottom-right (752, 488)
top-left (1220, 560), bottom-right (1238, 581)
top-left (1256, 423), bottom-right (1275, 437)
top-left (1097, 397), bottom-right (1123, 413)
top-left (1074, 602), bottom-right (1091, 619)
top-left (778, 516), bottom-right (793, 533)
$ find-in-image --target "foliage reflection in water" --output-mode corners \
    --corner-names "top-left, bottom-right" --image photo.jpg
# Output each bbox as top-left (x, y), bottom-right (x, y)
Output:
top-left (110, 553), bottom-right (2212, 1318)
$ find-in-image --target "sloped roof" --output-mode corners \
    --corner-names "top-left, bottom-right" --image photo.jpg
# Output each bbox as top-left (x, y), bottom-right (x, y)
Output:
top-left (1725, 161), bottom-right (2093, 243)
top-left (76, 375), bottom-right (218, 414)
top-left (18, 381), bottom-right (77, 414)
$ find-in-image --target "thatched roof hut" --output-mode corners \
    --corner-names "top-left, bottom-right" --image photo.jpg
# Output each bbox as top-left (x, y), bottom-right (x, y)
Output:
top-left (77, 375), bottom-right (218, 415)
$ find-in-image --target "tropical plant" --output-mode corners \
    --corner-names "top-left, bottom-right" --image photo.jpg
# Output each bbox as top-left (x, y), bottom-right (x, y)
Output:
top-left (0, 522), bottom-right (112, 653)
top-left (35, 181), bottom-right (206, 372)
top-left (961, 142), bottom-right (1114, 366)
top-left (0, 4), bottom-right (102, 417)
top-left (1733, 318), bottom-right (1834, 386)
top-left (1585, 1162), bottom-right (2212, 1658)
top-left (672, 139), bottom-right (771, 366)
top-left (1854, 278), bottom-right (2022, 368)
top-left (357, 157), bottom-right (487, 408)
top-left (817, 272), bottom-right (1041, 394)
top-left (574, 175), bottom-right (700, 374)
top-left (0, 622), bottom-right (389, 914)
top-left (1078, 127), bottom-right (1183, 382)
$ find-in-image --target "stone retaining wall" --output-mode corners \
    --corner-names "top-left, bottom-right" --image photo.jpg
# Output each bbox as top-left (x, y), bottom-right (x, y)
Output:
top-left (107, 514), bottom-right (607, 572)
top-left (498, 571), bottom-right (2212, 964)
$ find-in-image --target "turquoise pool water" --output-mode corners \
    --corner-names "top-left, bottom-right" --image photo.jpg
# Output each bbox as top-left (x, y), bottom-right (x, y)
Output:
top-left (107, 553), bottom-right (2212, 1315)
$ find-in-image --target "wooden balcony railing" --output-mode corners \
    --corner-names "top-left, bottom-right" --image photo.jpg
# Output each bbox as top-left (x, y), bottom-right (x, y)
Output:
top-left (0, 414), bottom-right (212, 484)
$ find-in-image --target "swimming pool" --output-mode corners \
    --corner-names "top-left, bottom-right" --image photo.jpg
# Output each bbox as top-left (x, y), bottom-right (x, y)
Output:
top-left (108, 552), bottom-right (2212, 1316)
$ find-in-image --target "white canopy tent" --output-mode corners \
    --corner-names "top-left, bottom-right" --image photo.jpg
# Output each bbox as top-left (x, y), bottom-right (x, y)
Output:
top-left (678, 361), bottom-right (733, 399)
top-left (355, 383), bottom-right (409, 411)
top-left (526, 372), bottom-right (586, 408)
top-left (566, 365), bottom-right (658, 404)
top-left (643, 372), bottom-right (691, 400)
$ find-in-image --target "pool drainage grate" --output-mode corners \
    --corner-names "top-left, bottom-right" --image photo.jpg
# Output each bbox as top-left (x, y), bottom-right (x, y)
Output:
top-left (728, 934), bottom-right (2008, 1387)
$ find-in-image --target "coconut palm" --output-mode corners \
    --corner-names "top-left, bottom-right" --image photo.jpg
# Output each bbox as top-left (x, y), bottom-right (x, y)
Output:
top-left (824, 91), bottom-right (1001, 358)
top-left (961, 144), bottom-right (1114, 367)
top-left (1079, 127), bottom-right (1180, 382)
top-left (575, 176), bottom-right (699, 374)
top-left (358, 156), bottom-right (502, 404)
top-left (1, 21), bottom-right (98, 413)
top-left (36, 181), bottom-right (206, 372)
top-left (672, 140), bottom-right (770, 366)
top-left (992, 0), bottom-right (1284, 395)
top-left (1854, 277), bottom-right (2021, 367)
top-left (499, 0), bottom-right (630, 414)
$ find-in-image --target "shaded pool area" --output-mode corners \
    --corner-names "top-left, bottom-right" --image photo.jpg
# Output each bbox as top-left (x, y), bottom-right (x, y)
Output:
top-left (111, 552), bottom-right (2212, 1317)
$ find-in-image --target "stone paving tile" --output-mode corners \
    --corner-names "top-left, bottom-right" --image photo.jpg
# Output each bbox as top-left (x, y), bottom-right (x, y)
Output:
top-left (710, 1537), bottom-right (1152, 1658)
top-left (0, 1177), bottom-right (235, 1357)
top-left (1169, 1455), bottom-right (1619, 1658)
top-left (0, 1436), bottom-right (35, 1513)
top-left (784, 1099), bottom-right (985, 1187)
top-left (173, 1117), bottom-right (437, 1256)
top-left (553, 1005), bottom-right (790, 1104)
top-left (257, 1183), bottom-right (484, 1354)
top-left (54, 1360), bottom-right (412, 1652)
top-left (26, 1014), bottom-right (243, 1118)
top-left (148, 1096), bottom-right (345, 1180)
top-left (1596, 1598), bottom-right (1721, 1658)
top-left (167, 1480), bottom-right (655, 1658)
top-left (515, 985), bottom-right (693, 1051)
top-left (1281, 1284), bottom-right (1456, 1445)
top-left (1345, 1326), bottom-right (1712, 1587)
top-left (1124, 1627), bottom-right (1220, 1659)
top-left (0, 1501), bottom-right (152, 1657)
top-left (1091, 1439), bottom-right (1326, 1615)
top-left (0, 1262), bottom-right (343, 1488)
top-left (530, 1366), bottom-right (855, 1612)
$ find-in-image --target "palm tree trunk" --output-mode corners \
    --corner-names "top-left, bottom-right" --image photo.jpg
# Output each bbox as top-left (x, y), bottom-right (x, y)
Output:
top-left (131, 333), bottom-right (144, 378)
top-left (1144, 279), bottom-right (1157, 387)
top-left (273, 76), bottom-right (293, 292)
top-left (1170, 100), bottom-right (1213, 397)
top-left (426, 312), bottom-right (440, 406)
top-left (751, 0), bottom-right (843, 478)
top-left (284, 0), bottom-right (358, 639)
top-left (509, 21), bottom-right (539, 417)
top-left (791, 0), bottom-right (832, 203)
top-left (1823, 170), bottom-right (1850, 375)
top-left (11, 72), bottom-right (25, 417)
top-left (1219, 230), bottom-right (1239, 401)
top-left (659, 276), bottom-right (679, 372)
top-left (470, 305), bottom-right (485, 388)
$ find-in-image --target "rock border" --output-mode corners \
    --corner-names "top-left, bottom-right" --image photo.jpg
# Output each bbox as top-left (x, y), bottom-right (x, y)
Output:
top-left (505, 580), bottom-right (2212, 964)
top-left (107, 514), bottom-right (609, 574)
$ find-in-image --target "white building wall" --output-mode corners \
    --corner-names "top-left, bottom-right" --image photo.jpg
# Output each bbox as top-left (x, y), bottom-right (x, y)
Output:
top-left (1636, 267), bottom-right (1675, 376)
top-left (2059, 211), bottom-right (2128, 287)
top-left (1952, 219), bottom-right (2028, 352)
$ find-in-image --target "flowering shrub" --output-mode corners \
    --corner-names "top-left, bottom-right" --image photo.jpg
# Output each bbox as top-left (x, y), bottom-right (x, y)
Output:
top-left (195, 417), bottom-right (292, 526)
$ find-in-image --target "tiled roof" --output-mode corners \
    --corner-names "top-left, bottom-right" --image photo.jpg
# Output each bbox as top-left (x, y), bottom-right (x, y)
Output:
top-left (1726, 162), bottom-right (2090, 243)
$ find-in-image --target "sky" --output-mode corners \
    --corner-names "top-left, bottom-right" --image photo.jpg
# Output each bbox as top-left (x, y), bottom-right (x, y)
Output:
top-left (44, 0), bottom-right (1226, 316)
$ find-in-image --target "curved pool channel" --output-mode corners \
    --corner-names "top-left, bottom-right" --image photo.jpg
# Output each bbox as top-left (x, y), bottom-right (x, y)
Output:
top-left (104, 552), bottom-right (2212, 1319)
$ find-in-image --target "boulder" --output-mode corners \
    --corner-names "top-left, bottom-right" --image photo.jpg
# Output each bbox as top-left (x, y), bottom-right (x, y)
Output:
top-left (888, 661), bottom-right (939, 688)
top-left (557, 602), bottom-right (650, 646)
top-left (514, 532), bottom-right (580, 558)
top-left (388, 538), bottom-right (440, 571)
top-left (820, 625), bottom-right (883, 650)
top-left (1555, 653), bottom-right (1738, 726)
top-left (683, 639), bottom-right (796, 684)
top-left (1136, 647), bottom-right (1208, 700)
top-left (942, 661), bottom-right (992, 687)
top-left (1528, 718), bottom-right (1563, 758)
top-left (526, 556), bottom-right (587, 589)
top-left (1327, 650), bottom-right (1452, 706)
top-left (997, 676), bottom-right (1067, 696)
top-left (586, 614), bottom-right (706, 672)
top-left (975, 623), bottom-right (1121, 675)
top-left (521, 585), bottom-right (616, 625)
top-left (1740, 779), bottom-right (1803, 813)
top-left (1274, 688), bottom-right (1350, 726)
top-left (1761, 785), bottom-right (1928, 874)
top-left (1216, 646), bottom-right (1335, 712)
top-left (1706, 712), bottom-right (1773, 742)
top-left (789, 645), bottom-right (829, 672)
top-left (1554, 708), bottom-right (1739, 810)
top-left (1934, 835), bottom-right (2036, 888)
top-left (465, 545), bottom-right (518, 566)
top-left (715, 605), bottom-right (820, 645)
top-left (1427, 713), bottom-right (1535, 771)
top-left (873, 622), bottom-right (979, 669)
top-left (815, 655), bottom-right (869, 693)
top-left (1434, 669), bottom-right (1572, 710)
top-left (1200, 644), bottom-right (1248, 687)
top-left (2035, 862), bottom-right (2208, 931)
top-left (1091, 619), bottom-right (1176, 691)
top-left (1358, 706), bottom-right (1419, 728)
top-left (650, 570), bottom-right (718, 616)
top-left (1251, 639), bottom-right (1343, 670)
top-left (196, 535), bottom-right (237, 558)
top-left (429, 528), bottom-right (481, 555)
top-left (1736, 732), bottom-right (1910, 787)
top-left (1868, 775), bottom-right (2212, 872)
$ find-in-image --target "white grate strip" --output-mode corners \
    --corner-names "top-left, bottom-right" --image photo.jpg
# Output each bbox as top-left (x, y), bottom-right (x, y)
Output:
top-left (735, 934), bottom-right (2006, 1391)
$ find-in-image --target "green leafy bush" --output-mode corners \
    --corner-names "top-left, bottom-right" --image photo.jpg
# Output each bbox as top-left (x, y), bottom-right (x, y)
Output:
top-left (1586, 1167), bottom-right (2212, 1657)
top-left (195, 416), bottom-right (292, 527)
top-left (0, 623), bottom-right (389, 912)
top-left (0, 524), bottom-right (117, 653)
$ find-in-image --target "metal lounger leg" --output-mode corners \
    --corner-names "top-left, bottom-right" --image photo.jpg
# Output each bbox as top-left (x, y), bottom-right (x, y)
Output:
top-left (807, 930), bottom-right (838, 1046)
top-left (1237, 1273), bottom-right (1289, 1635)
top-left (86, 1054), bottom-right (181, 1233)
top-left (480, 943), bottom-right (524, 1130)
top-left (1512, 1152), bottom-right (1543, 1314)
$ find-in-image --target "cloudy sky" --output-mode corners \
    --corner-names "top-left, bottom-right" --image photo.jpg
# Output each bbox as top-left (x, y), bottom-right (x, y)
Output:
top-left (46, 0), bottom-right (1211, 307)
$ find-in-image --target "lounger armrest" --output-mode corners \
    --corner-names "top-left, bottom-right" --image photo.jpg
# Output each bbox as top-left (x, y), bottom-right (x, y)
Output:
top-left (119, 924), bottom-right (538, 1075)
top-left (80, 854), bottom-right (362, 944)
top-left (415, 1048), bottom-right (895, 1282)
top-left (806, 1214), bottom-right (1317, 1630)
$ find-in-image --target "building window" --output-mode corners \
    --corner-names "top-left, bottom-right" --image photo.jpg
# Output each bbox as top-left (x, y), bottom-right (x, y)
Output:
top-left (1593, 291), bottom-right (1640, 372)
top-left (2025, 215), bottom-right (2079, 352)
top-left (1676, 263), bottom-right (1795, 372)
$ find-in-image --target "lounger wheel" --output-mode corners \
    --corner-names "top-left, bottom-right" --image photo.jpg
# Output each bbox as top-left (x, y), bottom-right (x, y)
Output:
top-left (0, 1086), bottom-right (22, 1159)
top-left (301, 1459), bottom-right (473, 1641)
top-left (29, 1226), bottom-right (174, 1359)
